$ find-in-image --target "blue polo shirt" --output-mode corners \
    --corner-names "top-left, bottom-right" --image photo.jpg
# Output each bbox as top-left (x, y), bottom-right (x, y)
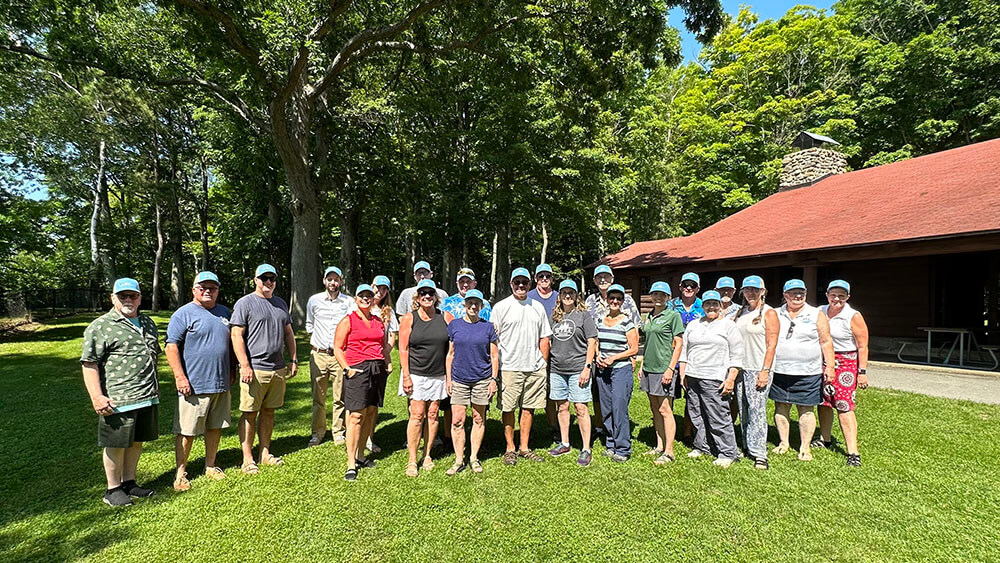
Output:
top-left (166, 302), bottom-right (233, 394)
top-left (669, 297), bottom-right (704, 327)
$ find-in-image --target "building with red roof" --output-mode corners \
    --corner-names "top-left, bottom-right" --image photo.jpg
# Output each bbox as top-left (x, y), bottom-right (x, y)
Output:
top-left (597, 138), bottom-right (1000, 359)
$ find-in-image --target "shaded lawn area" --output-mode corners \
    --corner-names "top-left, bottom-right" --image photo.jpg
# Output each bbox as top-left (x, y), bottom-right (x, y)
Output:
top-left (2, 313), bottom-right (999, 561)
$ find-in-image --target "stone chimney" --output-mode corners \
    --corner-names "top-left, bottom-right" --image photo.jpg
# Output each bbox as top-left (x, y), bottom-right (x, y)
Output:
top-left (779, 147), bottom-right (848, 189)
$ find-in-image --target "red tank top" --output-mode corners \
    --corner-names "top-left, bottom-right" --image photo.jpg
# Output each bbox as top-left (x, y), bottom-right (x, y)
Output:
top-left (344, 311), bottom-right (386, 365)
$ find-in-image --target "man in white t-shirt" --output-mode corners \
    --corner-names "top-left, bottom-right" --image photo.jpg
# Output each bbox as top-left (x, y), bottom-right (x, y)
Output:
top-left (492, 267), bottom-right (552, 466)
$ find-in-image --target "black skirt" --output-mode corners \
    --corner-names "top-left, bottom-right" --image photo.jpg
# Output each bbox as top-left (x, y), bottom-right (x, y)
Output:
top-left (343, 360), bottom-right (388, 410)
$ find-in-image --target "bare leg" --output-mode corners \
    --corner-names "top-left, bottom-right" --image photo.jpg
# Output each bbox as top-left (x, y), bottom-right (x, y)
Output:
top-left (556, 400), bottom-right (571, 444)
top-left (204, 429), bottom-right (221, 468)
top-left (817, 405), bottom-right (835, 442)
top-left (451, 405), bottom-right (468, 462)
top-left (796, 405), bottom-right (816, 457)
top-left (518, 409), bottom-right (535, 451)
top-left (502, 410), bottom-right (516, 452)
top-left (424, 401), bottom-right (441, 461)
top-left (839, 411), bottom-right (859, 455)
top-left (407, 401), bottom-right (427, 465)
top-left (103, 447), bottom-right (125, 489)
top-left (257, 408), bottom-right (275, 461)
top-left (470, 404), bottom-right (487, 461)
top-left (123, 442), bottom-right (142, 482)
top-left (659, 398), bottom-right (676, 457)
top-left (175, 435), bottom-right (195, 476)
top-left (574, 402), bottom-right (591, 450)
top-left (239, 412), bottom-right (257, 464)
top-left (358, 406), bottom-right (377, 462)
top-left (773, 402), bottom-right (792, 449)
top-left (345, 410), bottom-right (364, 469)
top-left (648, 395), bottom-right (665, 450)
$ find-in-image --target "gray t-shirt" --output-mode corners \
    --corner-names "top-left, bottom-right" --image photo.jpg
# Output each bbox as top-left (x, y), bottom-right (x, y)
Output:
top-left (549, 310), bottom-right (598, 374)
top-left (230, 293), bottom-right (291, 371)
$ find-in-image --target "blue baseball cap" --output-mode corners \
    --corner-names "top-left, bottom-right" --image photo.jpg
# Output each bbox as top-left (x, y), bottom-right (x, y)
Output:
top-left (373, 275), bottom-right (390, 288)
top-left (607, 284), bottom-right (626, 296)
top-left (194, 271), bottom-right (219, 285)
top-left (716, 276), bottom-right (735, 289)
top-left (827, 279), bottom-right (851, 293)
top-left (702, 290), bottom-right (722, 303)
top-left (113, 278), bottom-right (140, 294)
top-left (464, 289), bottom-right (485, 301)
top-left (535, 263), bottom-right (553, 275)
top-left (456, 268), bottom-right (476, 281)
top-left (741, 275), bottom-right (764, 289)
top-left (511, 267), bottom-right (531, 281)
top-left (355, 284), bottom-right (375, 295)
top-left (593, 264), bottom-right (613, 277)
top-left (416, 279), bottom-right (437, 290)
top-left (783, 279), bottom-right (806, 292)
top-left (681, 272), bottom-right (700, 285)
top-left (558, 280), bottom-right (579, 292)
top-left (413, 260), bottom-right (431, 273)
top-left (255, 264), bottom-right (276, 277)
top-left (650, 281), bottom-right (671, 295)
top-left (323, 266), bottom-right (343, 278)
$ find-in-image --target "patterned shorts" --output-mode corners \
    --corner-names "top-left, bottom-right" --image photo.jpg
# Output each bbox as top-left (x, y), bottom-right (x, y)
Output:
top-left (822, 351), bottom-right (858, 412)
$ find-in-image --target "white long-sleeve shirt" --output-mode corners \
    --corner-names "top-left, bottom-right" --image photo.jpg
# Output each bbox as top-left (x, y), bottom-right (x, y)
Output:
top-left (679, 316), bottom-right (743, 381)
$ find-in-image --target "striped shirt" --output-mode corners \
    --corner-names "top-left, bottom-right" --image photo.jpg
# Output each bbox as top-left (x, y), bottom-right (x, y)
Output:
top-left (597, 315), bottom-right (637, 369)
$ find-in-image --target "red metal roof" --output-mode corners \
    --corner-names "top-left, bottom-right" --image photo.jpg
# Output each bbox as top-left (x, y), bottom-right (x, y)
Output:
top-left (604, 138), bottom-right (1000, 269)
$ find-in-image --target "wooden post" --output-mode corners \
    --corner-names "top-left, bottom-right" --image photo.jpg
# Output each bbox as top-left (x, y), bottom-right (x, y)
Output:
top-left (803, 265), bottom-right (818, 306)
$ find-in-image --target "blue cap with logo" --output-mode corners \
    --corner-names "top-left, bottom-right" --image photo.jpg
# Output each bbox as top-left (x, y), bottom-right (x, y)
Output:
top-left (324, 266), bottom-right (343, 278)
top-left (681, 272), bottom-right (700, 285)
top-left (416, 279), bottom-right (437, 290)
top-left (702, 290), bottom-right (722, 303)
top-left (594, 264), bottom-right (613, 277)
top-left (535, 263), bottom-right (553, 275)
top-left (742, 275), bottom-right (764, 289)
top-left (827, 279), bottom-right (851, 293)
top-left (194, 271), bottom-right (219, 285)
top-left (255, 264), bottom-right (277, 277)
top-left (413, 260), bottom-right (431, 273)
top-left (510, 267), bottom-right (531, 281)
top-left (356, 284), bottom-right (375, 295)
top-left (456, 268), bottom-right (476, 281)
top-left (373, 275), bottom-right (390, 288)
top-left (559, 280), bottom-right (579, 292)
top-left (650, 281), bottom-right (671, 295)
top-left (716, 276), bottom-right (735, 289)
top-left (607, 283), bottom-right (626, 296)
top-left (113, 278), bottom-right (140, 294)
top-left (783, 279), bottom-right (806, 292)
top-left (464, 289), bottom-right (485, 301)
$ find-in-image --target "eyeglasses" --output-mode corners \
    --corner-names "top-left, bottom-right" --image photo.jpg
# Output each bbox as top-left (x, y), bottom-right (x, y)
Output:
top-left (259, 276), bottom-right (277, 283)
top-left (194, 286), bottom-right (218, 293)
top-left (536, 274), bottom-right (552, 280)
top-left (117, 293), bottom-right (140, 301)
top-left (681, 283), bottom-right (698, 289)
top-left (786, 320), bottom-right (796, 339)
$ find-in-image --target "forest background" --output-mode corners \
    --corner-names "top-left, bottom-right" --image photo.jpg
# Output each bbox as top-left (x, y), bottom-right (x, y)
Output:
top-left (2, 0), bottom-right (998, 324)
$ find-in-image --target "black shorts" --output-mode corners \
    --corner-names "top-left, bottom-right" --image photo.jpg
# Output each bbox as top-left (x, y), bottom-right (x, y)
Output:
top-left (98, 404), bottom-right (159, 448)
top-left (343, 360), bottom-right (388, 411)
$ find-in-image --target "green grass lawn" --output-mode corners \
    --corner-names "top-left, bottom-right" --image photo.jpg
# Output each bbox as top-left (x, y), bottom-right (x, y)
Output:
top-left (2, 313), bottom-right (1000, 561)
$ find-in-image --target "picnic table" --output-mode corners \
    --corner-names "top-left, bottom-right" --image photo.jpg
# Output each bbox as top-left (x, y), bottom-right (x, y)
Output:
top-left (897, 327), bottom-right (999, 370)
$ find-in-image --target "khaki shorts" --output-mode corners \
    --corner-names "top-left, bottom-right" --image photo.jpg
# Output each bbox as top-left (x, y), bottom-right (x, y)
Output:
top-left (239, 368), bottom-right (288, 412)
top-left (451, 378), bottom-right (493, 406)
top-left (499, 368), bottom-right (547, 412)
top-left (174, 391), bottom-right (232, 435)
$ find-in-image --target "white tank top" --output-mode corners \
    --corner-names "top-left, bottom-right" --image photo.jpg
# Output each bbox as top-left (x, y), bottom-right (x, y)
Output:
top-left (773, 304), bottom-right (822, 375)
top-left (735, 304), bottom-right (773, 370)
top-left (821, 303), bottom-right (858, 353)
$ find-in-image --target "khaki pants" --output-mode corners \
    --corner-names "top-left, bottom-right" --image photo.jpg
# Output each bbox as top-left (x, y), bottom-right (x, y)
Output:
top-left (311, 350), bottom-right (346, 439)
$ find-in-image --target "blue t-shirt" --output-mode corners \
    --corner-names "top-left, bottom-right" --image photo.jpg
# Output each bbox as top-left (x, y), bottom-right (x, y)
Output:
top-left (441, 293), bottom-right (492, 321)
top-left (669, 297), bottom-right (705, 326)
top-left (447, 318), bottom-right (497, 384)
top-left (166, 302), bottom-right (233, 394)
top-left (527, 288), bottom-right (558, 319)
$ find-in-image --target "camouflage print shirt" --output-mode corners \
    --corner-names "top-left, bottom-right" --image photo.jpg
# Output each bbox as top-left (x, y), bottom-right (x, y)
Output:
top-left (80, 308), bottom-right (161, 412)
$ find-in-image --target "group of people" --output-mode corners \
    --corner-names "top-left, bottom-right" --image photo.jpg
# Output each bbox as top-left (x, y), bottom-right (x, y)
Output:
top-left (81, 259), bottom-right (869, 505)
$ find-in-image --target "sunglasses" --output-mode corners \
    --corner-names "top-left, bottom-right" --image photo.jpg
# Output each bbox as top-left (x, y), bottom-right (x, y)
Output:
top-left (259, 275), bottom-right (277, 283)
top-left (681, 282), bottom-right (698, 289)
top-left (117, 293), bottom-right (140, 301)
top-left (512, 279), bottom-right (530, 286)
top-left (536, 274), bottom-right (553, 280)
top-left (786, 320), bottom-right (796, 339)
top-left (607, 295), bottom-right (624, 302)
top-left (417, 290), bottom-right (436, 298)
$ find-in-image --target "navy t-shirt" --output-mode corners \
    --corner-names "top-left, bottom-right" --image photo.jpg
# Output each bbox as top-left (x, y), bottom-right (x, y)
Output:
top-left (447, 318), bottom-right (497, 384)
top-left (166, 302), bottom-right (233, 394)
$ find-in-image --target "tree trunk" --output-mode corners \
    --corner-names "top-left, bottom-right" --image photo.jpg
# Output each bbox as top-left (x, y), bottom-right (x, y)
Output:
top-left (199, 155), bottom-right (210, 271)
top-left (490, 230), bottom-right (498, 300)
top-left (152, 201), bottom-right (165, 311)
top-left (168, 166), bottom-right (185, 309)
top-left (339, 204), bottom-right (362, 291)
top-left (540, 223), bottom-right (548, 265)
top-left (492, 218), bottom-right (511, 300)
top-left (90, 139), bottom-right (115, 288)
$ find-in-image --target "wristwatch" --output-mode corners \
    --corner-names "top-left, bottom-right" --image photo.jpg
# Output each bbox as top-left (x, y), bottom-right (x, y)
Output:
top-left (585, 362), bottom-right (593, 369)
top-left (858, 368), bottom-right (867, 374)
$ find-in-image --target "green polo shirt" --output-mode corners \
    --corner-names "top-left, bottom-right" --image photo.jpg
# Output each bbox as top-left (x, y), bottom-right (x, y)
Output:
top-left (641, 308), bottom-right (685, 373)
top-left (81, 308), bottom-right (161, 412)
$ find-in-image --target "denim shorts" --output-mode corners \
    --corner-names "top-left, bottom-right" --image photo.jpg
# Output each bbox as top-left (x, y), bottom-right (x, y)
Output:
top-left (549, 370), bottom-right (592, 403)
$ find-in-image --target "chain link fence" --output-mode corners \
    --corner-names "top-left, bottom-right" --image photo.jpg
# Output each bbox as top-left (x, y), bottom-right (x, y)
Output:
top-left (1, 288), bottom-right (105, 332)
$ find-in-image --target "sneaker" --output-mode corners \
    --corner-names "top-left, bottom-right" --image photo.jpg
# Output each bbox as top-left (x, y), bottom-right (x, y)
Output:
top-left (810, 438), bottom-right (832, 449)
top-left (344, 468), bottom-right (358, 481)
top-left (687, 449), bottom-right (706, 458)
top-left (204, 466), bottom-right (226, 480)
top-left (103, 487), bottom-right (133, 507)
top-left (308, 435), bottom-right (324, 447)
top-left (846, 453), bottom-right (862, 467)
top-left (577, 450), bottom-right (593, 467)
top-left (548, 443), bottom-right (571, 457)
top-left (173, 472), bottom-right (191, 492)
top-left (601, 448), bottom-right (615, 457)
top-left (517, 449), bottom-right (544, 462)
top-left (610, 453), bottom-right (630, 463)
top-left (713, 457), bottom-right (736, 468)
top-left (121, 480), bottom-right (154, 498)
top-left (502, 451), bottom-right (517, 466)
top-left (754, 458), bottom-right (769, 471)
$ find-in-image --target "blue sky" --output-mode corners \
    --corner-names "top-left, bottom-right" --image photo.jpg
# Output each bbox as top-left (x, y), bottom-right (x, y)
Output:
top-left (669, 1), bottom-right (837, 62)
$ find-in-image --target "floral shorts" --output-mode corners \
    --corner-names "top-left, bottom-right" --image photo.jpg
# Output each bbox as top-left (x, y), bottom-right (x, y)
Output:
top-left (822, 351), bottom-right (858, 412)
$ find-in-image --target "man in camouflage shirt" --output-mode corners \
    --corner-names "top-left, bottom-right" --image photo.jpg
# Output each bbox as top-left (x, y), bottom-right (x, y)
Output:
top-left (81, 278), bottom-right (161, 507)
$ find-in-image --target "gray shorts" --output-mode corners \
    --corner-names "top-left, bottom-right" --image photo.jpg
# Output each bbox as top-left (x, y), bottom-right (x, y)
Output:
top-left (639, 370), bottom-right (676, 398)
top-left (450, 378), bottom-right (493, 406)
